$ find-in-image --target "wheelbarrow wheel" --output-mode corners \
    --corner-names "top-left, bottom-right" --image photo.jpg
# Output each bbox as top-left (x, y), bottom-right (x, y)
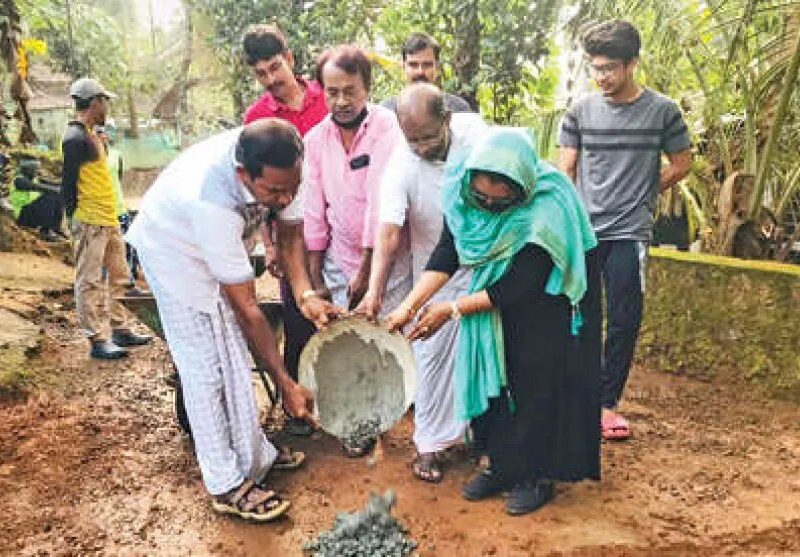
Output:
top-left (173, 371), bottom-right (193, 437)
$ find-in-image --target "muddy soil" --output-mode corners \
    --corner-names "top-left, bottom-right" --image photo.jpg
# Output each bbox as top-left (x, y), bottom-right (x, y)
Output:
top-left (1, 260), bottom-right (799, 556)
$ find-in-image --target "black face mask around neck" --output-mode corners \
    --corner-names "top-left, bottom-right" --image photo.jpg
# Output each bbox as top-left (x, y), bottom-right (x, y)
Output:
top-left (333, 107), bottom-right (368, 130)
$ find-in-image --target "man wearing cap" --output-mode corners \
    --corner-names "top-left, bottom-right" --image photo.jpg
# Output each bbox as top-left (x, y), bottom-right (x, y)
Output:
top-left (62, 78), bottom-right (151, 360)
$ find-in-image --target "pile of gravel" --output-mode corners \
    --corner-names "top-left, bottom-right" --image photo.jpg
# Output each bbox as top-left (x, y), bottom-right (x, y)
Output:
top-left (303, 490), bottom-right (417, 557)
top-left (341, 417), bottom-right (382, 449)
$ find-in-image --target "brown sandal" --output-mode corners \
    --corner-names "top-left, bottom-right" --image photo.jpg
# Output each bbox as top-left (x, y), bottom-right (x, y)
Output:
top-left (211, 479), bottom-right (290, 522)
top-left (412, 452), bottom-right (443, 483)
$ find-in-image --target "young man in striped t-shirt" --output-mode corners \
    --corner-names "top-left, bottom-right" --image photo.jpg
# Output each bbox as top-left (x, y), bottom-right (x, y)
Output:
top-left (558, 20), bottom-right (691, 441)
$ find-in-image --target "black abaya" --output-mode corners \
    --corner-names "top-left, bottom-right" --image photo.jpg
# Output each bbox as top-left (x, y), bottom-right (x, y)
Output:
top-left (426, 221), bottom-right (601, 485)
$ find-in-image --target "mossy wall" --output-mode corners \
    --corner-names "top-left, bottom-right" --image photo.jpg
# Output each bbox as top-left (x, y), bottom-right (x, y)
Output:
top-left (637, 248), bottom-right (800, 402)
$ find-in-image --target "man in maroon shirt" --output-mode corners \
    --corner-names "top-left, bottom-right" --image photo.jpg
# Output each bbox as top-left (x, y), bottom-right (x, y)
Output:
top-left (242, 24), bottom-right (329, 436)
top-left (243, 24), bottom-right (328, 131)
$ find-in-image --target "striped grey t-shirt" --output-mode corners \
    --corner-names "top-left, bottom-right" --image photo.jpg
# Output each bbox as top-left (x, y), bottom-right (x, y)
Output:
top-left (559, 89), bottom-right (690, 241)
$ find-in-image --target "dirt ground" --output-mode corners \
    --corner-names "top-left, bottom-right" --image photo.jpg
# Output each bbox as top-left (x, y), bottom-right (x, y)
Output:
top-left (1, 252), bottom-right (800, 556)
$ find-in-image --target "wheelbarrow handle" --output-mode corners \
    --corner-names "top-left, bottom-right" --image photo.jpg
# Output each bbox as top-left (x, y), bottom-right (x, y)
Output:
top-left (253, 366), bottom-right (278, 406)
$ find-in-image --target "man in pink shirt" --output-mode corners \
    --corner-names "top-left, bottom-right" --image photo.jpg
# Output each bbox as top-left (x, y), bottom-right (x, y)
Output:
top-left (242, 25), bottom-right (330, 437)
top-left (303, 45), bottom-right (412, 455)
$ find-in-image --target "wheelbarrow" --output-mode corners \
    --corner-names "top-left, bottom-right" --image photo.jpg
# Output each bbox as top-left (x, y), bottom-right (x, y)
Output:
top-left (119, 294), bottom-right (284, 436)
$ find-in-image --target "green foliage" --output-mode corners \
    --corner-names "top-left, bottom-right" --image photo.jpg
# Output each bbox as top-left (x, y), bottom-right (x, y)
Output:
top-left (566, 0), bottom-right (800, 254)
top-left (20, 0), bottom-right (127, 87)
top-left (17, 0), bottom-right (189, 138)
top-left (375, 0), bottom-right (561, 122)
top-left (191, 0), bottom-right (376, 114)
top-left (190, 0), bottom-right (562, 121)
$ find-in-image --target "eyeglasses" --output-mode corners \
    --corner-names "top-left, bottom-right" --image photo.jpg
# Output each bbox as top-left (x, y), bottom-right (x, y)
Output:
top-left (407, 121), bottom-right (447, 148)
top-left (586, 61), bottom-right (623, 77)
top-left (470, 188), bottom-right (521, 212)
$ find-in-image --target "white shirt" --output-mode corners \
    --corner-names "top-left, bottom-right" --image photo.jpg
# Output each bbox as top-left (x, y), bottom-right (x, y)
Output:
top-left (126, 127), bottom-right (303, 313)
top-left (379, 113), bottom-right (487, 280)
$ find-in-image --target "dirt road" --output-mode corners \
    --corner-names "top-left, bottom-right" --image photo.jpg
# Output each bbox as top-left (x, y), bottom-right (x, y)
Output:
top-left (1, 255), bottom-right (799, 556)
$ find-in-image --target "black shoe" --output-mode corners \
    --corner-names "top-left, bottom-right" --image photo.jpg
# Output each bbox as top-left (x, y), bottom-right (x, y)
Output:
top-left (112, 330), bottom-right (152, 347)
top-left (124, 286), bottom-right (151, 298)
top-left (284, 417), bottom-right (313, 436)
top-left (39, 229), bottom-right (62, 243)
top-left (505, 480), bottom-right (555, 516)
top-left (462, 469), bottom-right (509, 501)
top-left (90, 340), bottom-right (129, 360)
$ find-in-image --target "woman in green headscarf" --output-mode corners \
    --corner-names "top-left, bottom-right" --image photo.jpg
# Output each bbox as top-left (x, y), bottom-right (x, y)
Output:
top-left (386, 127), bottom-right (601, 515)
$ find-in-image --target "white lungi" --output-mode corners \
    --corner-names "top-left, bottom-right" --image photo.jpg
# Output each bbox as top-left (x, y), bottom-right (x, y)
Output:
top-left (377, 113), bottom-right (488, 455)
top-left (147, 273), bottom-right (277, 495)
top-left (411, 267), bottom-right (471, 453)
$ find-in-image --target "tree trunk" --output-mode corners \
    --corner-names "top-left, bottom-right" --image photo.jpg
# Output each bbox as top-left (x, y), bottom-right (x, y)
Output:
top-left (117, 16), bottom-right (139, 139)
top-left (1, 0), bottom-right (36, 145)
top-left (178, 0), bottom-right (193, 119)
top-left (231, 73), bottom-right (245, 120)
top-left (126, 83), bottom-right (139, 139)
top-left (451, 0), bottom-right (480, 110)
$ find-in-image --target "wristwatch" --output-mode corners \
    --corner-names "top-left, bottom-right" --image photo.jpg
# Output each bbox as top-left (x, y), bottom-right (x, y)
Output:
top-left (301, 289), bottom-right (319, 303)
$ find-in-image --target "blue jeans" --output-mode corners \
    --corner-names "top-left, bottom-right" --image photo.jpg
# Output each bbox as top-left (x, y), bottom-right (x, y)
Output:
top-left (597, 240), bottom-right (647, 409)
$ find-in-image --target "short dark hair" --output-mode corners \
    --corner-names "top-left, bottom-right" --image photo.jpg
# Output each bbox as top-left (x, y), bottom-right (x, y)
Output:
top-left (581, 20), bottom-right (641, 62)
top-left (315, 45), bottom-right (372, 91)
top-left (243, 24), bottom-right (288, 66)
top-left (235, 119), bottom-right (303, 178)
top-left (401, 32), bottom-right (440, 62)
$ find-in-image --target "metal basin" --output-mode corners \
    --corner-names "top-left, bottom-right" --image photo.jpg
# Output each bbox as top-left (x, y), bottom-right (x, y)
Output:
top-left (298, 316), bottom-right (416, 439)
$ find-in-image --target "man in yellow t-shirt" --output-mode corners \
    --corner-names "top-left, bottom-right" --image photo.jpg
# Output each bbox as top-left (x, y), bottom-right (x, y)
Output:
top-left (62, 78), bottom-right (151, 360)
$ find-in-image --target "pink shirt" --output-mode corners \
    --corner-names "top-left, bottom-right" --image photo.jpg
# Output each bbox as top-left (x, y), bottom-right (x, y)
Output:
top-left (303, 104), bottom-right (402, 279)
top-left (243, 77), bottom-right (328, 136)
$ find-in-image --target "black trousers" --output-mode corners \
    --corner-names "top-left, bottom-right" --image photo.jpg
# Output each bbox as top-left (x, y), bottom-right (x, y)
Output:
top-left (596, 240), bottom-right (646, 409)
top-left (18, 192), bottom-right (64, 233)
top-left (279, 278), bottom-right (316, 381)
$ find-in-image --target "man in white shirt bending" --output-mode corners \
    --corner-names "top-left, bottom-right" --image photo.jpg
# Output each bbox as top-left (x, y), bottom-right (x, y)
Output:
top-left (127, 119), bottom-right (341, 522)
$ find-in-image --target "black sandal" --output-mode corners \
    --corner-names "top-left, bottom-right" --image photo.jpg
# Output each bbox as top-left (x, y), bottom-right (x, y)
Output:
top-left (272, 443), bottom-right (306, 470)
top-left (211, 479), bottom-right (290, 522)
top-left (412, 452), bottom-right (443, 483)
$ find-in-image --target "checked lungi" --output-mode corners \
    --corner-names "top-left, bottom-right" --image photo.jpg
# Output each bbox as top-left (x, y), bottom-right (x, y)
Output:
top-left (147, 273), bottom-right (278, 495)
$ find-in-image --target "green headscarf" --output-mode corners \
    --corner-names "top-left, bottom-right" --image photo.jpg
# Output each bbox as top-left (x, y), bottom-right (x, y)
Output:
top-left (442, 127), bottom-right (597, 421)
